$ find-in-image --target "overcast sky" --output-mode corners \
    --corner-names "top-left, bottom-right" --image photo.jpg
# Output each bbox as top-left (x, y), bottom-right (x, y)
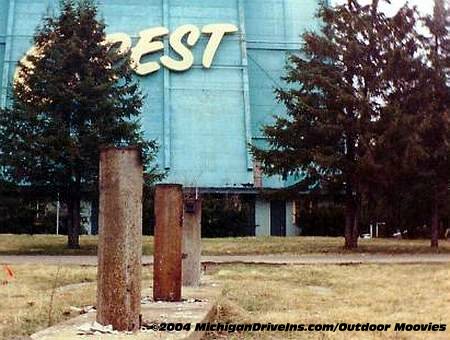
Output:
top-left (332, 0), bottom-right (435, 16)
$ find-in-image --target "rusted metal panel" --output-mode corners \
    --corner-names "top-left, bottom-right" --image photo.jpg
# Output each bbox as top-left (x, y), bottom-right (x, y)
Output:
top-left (182, 198), bottom-right (202, 287)
top-left (153, 184), bottom-right (183, 301)
top-left (97, 147), bottom-right (143, 332)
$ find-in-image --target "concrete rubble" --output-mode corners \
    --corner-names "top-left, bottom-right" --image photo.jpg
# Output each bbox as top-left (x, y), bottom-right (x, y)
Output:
top-left (31, 283), bottom-right (221, 340)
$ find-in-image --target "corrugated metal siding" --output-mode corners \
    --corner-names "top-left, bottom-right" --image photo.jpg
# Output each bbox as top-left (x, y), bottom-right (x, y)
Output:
top-left (0, 44), bottom-right (4, 91)
top-left (0, 0), bottom-right (322, 189)
top-left (0, 0), bottom-right (6, 93)
top-left (0, 0), bottom-right (8, 36)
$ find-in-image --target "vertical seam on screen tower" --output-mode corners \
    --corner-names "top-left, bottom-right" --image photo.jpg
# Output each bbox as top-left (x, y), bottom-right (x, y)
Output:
top-left (162, 0), bottom-right (171, 170)
top-left (237, 0), bottom-right (254, 171)
top-left (1, 0), bottom-right (16, 108)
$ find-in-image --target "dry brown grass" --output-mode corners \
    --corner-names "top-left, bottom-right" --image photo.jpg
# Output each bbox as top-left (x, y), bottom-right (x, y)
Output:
top-left (0, 264), bottom-right (152, 339)
top-left (1, 234), bottom-right (450, 256)
top-left (210, 264), bottom-right (450, 339)
top-left (0, 264), bottom-right (97, 339)
top-left (0, 263), bottom-right (449, 339)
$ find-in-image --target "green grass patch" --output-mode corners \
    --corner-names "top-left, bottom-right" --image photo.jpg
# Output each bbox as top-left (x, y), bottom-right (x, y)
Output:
top-left (1, 234), bottom-right (449, 256)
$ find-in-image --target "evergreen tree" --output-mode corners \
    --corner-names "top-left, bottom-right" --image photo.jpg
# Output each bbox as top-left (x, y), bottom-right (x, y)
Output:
top-left (371, 5), bottom-right (429, 237)
top-left (0, 0), bottom-right (158, 248)
top-left (419, 0), bottom-right (450, 247)
top-left (251, 0), bottom-right (388, 248)
top-left (358, 2), bottom-right (449, 246)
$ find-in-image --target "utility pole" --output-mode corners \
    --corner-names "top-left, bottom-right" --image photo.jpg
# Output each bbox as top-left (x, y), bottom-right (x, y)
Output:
top-left (56, 193), bottom-right (60, 235)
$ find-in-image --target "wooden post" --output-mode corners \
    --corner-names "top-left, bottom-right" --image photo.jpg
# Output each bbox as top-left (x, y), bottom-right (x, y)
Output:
top-left (153, 184), bottom-right (183, 301)
top-left (182, 198), bottom-right (202, 286)
top-left (97, 147), bottom-right (142, 332)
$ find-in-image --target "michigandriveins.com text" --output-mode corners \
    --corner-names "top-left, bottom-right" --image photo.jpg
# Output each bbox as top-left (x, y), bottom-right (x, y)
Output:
top-left (144, 322), bottom-right (447, 333)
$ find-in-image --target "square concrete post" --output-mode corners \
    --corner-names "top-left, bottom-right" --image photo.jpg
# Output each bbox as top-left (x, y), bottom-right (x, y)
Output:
top-left (153, 184), bottom-right (183, 301)
top-left (97, 147), bottom-right (143, 332)
top-left (182, 198), bottom-right (202, 286)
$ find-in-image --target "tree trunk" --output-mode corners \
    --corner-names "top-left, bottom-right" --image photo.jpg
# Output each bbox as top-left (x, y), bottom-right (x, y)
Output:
top-left (67, 196), bottom-right (81, 248)
top-left (67, 174), bottom-right (81, 249)
top-left (430, 193), bottom-right (439, 248)
top-left (352, 195), bottom-right (360, 246)
top-left (344, 194), bottom-right (357, 249)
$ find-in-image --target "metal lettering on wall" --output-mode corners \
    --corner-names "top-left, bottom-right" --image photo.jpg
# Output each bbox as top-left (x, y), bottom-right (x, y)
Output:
top-left (14, 23), bottom-right (238, 83)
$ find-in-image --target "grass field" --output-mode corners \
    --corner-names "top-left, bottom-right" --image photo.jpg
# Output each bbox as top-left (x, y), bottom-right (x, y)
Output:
top-left (1, 234), bottom-right (450, 256)
top-left (0, 264), bottom-right (152, 339)
top-left (210, 264), bottom-right (450, 339)
top-left (0, 264), bottom-right (97, 339)
top-left (1, 263), bottom-right (449, 339)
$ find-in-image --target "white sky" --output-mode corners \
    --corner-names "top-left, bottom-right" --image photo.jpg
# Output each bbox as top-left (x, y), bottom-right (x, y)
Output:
top-left (332, 0), bottom-right (435, 16)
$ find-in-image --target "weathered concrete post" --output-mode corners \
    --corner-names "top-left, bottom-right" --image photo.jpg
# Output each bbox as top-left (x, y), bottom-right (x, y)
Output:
top-left (182, 198), bottom-right (202, 286)
top-left (153, 184), bottom-right (183, 301)
top-left (97, 147), bottom-right (142, 332)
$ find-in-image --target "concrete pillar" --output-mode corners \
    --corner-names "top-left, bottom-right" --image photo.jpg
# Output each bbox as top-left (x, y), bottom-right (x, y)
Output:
top-left (182, 198), bottom-right (202, 286)
top-left (97, 147), bottom-right (143, 332)
top-left (153, 184), bottom-right (183, 301)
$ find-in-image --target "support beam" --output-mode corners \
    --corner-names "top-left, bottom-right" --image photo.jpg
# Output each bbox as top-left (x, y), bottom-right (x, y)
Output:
top-left (162, 0), bottom-right (172, 169)
top-left (97, 147), bottom-right (143, 332)
top-left (182, 198), bottom-right (202, 286)
top-left (237, 0), bottom-right (253, 170)
top-left (153, 184), bottom-right (183, 301)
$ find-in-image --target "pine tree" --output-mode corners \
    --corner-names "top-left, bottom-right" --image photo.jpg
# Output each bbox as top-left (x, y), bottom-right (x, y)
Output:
top-left (370, 5), bottom-right (431, 238)
top-left (353, 2), bottom-right (449, 246)
top-left (251, 0), bottom-right (388, 249)
top-left (0, 0), bottom-right (158, 248)
top-left (419, 0), bottom-right (450, 248)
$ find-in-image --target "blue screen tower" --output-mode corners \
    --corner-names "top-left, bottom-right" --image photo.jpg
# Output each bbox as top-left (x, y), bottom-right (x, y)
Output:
top-left (0, 0), bottom-right (325, 236)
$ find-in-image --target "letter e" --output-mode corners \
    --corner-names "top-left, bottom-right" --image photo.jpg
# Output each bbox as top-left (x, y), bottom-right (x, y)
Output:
top-left (131, 27), bottom-right (169, 75)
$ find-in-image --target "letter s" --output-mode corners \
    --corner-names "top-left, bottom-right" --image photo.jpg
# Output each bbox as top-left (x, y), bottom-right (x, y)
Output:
top-left (160, 25), bottom-right (200, 71)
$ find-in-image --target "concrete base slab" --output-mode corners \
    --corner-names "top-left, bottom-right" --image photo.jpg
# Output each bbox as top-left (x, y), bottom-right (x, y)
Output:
top-left (31, 281), bottom-right (221, 340)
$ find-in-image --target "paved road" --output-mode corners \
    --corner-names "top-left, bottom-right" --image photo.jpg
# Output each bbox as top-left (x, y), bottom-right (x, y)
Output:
top-left (1, 254), bottom-right (450, 266)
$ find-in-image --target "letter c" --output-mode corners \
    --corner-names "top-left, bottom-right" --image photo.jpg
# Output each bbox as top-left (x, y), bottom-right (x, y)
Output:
top-left (104, 33), bottom-right (132, 55)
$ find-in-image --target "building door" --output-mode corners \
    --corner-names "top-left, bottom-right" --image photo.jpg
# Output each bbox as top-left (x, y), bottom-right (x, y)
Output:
top-left (270, 200), bottom-right (286, 236)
